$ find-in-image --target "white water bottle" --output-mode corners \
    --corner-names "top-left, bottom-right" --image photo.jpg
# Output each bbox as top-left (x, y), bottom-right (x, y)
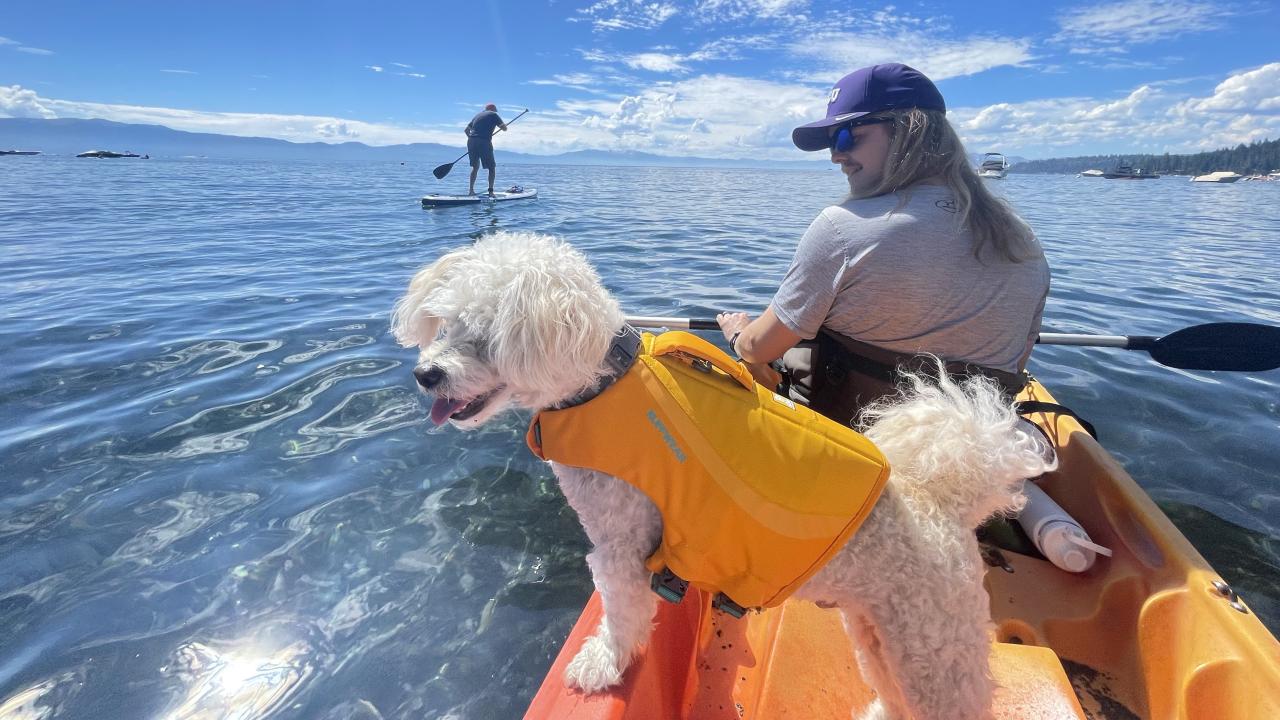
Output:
top-left (1017, 482), bottom-right (1112, 572)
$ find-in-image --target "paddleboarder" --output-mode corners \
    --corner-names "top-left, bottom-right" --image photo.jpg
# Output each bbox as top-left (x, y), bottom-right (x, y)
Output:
top-left (465, 103), bottom-right (508, 196)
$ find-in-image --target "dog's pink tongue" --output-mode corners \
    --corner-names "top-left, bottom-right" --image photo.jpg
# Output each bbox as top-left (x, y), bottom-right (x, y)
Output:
top-left (430, 397), bottom-right (465, 425)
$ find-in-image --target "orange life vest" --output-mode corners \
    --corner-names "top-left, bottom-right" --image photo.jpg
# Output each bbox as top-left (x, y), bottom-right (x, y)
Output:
top-left (526, 331), bottom-right (890, 610)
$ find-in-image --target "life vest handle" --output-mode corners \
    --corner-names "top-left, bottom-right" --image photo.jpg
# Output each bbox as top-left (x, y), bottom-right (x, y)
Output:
top-left (650, 331), bottom-right (756, 392)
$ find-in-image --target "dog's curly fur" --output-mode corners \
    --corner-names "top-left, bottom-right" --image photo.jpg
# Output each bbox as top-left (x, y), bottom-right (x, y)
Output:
top-left (394, 231), bottom-right (1056, 720)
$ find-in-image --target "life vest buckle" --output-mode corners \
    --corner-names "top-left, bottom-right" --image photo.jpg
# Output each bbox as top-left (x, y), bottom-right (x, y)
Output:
top-left (650, 567), bottom-right (689, 604)
top-left (712, 593), bottom-right (748, 619)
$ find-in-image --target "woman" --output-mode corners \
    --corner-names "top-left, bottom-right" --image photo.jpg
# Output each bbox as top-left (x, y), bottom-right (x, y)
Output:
top-left (718, 63), bottom-right (1050, 425)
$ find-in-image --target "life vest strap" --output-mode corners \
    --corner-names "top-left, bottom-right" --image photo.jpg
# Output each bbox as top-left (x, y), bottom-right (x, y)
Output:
top-left (650, 567), bottom-right (690, 604)
top-left (651, 566), bottom-right (751, 617)
top-left (553, 325), bottom-right (643, 409)
top-left (818, 329), bottom-right (1028, 395)
top-left (712, 592), bottom-right (748, 618)
top-left (1014, 400), bottom-right (1098, 439)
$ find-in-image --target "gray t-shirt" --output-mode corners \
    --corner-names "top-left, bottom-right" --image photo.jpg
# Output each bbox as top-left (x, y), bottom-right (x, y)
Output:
top-left (466, 110), bottom-right (504, 141)
top-left (771, 185), bottom-right (1050, 374)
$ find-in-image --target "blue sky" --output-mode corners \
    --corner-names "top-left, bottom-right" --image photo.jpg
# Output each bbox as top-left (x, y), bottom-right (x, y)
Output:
top-left (2, 0), bottom-right (1278, 159)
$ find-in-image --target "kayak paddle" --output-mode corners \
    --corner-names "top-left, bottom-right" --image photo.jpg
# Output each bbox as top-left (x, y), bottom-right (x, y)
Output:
top-left (622, 317), bottom-right (1280, 373)
top-left (1039, 322), bottom-right (1280, 372)
top-left (432, 108), bottom-right (528, 180)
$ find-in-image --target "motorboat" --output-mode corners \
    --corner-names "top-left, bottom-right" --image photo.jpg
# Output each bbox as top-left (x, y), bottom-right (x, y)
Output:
top-left (1102, 164), bottom-right (1159, 179)
top-left (76, 150), bottom-right (143, 158)
top-left (977, 152), bottom-right (1009, 179)
top-left (1191, 171), bottom-right (1243, 183)
top-left (1078, 169), bottom-right (1104, 177)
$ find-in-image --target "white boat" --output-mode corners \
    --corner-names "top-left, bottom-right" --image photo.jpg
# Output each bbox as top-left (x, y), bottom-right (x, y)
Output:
top-left (76, 149), bottom-right (143, 159)
top-left (1079, 169), bottom-right (1104, 177)
top-left (1191, 171), bottom-right (1243, 183)
top-left (977, 153), bottom-right (1009, 179)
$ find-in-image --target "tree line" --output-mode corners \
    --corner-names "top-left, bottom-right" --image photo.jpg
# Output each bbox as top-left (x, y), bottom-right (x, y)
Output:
top-left (1009, 138), bottom-right (1279, 175)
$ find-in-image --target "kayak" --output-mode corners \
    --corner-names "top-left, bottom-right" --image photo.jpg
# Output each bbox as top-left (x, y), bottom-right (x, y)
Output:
top-left (524, 379), bottom-right (1280, 719)
top-left (421, 188), bottom-right (537, 207)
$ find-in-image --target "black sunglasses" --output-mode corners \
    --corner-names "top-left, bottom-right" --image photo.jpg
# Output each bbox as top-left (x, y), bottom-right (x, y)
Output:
top-left (830, 117), bottom-right (892, 152)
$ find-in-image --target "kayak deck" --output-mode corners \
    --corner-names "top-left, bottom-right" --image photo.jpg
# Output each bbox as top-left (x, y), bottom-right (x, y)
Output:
top-left (526, 588), bottom-right (1087, 719)
top-left (524, 380), bottom-right (1280, 719)
top-left (421, 188), bottom-right (537, 207)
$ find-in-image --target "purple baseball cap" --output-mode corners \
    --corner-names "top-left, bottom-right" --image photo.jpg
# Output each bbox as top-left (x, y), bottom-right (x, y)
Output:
top-left (792, 63), bottom-right (946, 152)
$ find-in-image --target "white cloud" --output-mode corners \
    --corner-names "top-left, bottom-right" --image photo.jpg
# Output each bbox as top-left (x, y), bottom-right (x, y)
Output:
top-left (790, 31), bottom-right (1034, 81)
top-left (0, 84), bottom-right (460, 146)
top-left (1055, 0), bottom-right (1224, 48)
top-left (559, 73), bottom-right (825, 158)
top-left (952, 63), bottom-right (1280, 157)
top-left (391, 62), bottom-right (412, 68)
top-left (624, 52), bottom-right (690, 73)
top-left (365, 65), bottom-right (384, 73)
top-left (695, 0), bottom-right (808, 22)
top-left (1, 35), bottom-right (54, 54)
top-left (4, 61), bottom-right (1275, 161)
top-left (572, 0), bottom-right (679, 31)
top-left (1179, 62), bottom-right (1280, 113)
top-left (583, 34), bottom-right (774, 77)
top-left (0, 84), bottom-right (58, 118)
top-left (529, 72), bottom-right (604, 89)
top-left (161, 69), bottom-right (197, 75)
top-left (399, 72), bottom-right (426, 79)
top-left (316, 121), bottom-right (358, 139)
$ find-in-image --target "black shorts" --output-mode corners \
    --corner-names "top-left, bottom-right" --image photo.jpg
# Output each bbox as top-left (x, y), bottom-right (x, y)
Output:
top-left (467, 137), bottom-right (495, 170)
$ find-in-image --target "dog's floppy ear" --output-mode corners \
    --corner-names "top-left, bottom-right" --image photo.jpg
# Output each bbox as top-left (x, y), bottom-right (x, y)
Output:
top-left (391, 248), bottom-right (468, 348)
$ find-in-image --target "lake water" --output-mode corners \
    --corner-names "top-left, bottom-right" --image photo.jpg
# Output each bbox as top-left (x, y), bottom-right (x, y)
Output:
top-left (2, 156), bottom-right (1278, 719)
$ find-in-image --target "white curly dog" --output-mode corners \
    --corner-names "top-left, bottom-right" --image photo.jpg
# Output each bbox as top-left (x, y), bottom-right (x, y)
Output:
top-left (392, 231), bottom-right (1055, 720)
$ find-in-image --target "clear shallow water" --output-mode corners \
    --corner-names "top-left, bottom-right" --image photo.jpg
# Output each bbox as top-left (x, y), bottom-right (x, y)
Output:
top-left (1, 157), bottom-right (1278, 719)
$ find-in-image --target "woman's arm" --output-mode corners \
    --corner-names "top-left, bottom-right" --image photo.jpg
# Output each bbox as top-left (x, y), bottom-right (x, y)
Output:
top-left (717, 307), bottom-right (803, 364)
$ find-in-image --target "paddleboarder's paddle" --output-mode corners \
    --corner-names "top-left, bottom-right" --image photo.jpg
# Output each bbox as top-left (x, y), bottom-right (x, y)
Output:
top-left (622, 317), bottom-right (1280, 372)
top-left (433, 108), bottom-right (528, 180)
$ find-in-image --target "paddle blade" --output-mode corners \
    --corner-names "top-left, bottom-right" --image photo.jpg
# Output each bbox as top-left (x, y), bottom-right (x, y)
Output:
top-left (432, 162), bottom-right (454, 179)
top-left (1152, 322), bottom-right (1280, 371)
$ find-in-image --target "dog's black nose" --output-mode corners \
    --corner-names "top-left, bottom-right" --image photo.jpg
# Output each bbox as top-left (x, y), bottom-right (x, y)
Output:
top-left (414, 365), bottom-right (445, 390)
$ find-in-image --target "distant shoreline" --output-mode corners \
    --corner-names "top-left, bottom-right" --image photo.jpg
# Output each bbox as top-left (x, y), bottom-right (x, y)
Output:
top-left (4, 117), bottom-right (1275, 175)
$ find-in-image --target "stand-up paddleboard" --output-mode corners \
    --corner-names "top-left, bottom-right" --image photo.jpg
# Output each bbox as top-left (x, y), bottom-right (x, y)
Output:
top-left (422, 187), bottom-right (537, 207)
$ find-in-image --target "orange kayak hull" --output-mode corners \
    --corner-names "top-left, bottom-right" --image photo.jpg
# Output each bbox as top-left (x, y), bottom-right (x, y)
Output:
top-left (525, 380), bottom-right (1280, 719)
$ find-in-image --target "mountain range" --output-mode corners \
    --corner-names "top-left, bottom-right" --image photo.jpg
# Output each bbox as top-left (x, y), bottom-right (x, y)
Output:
top-left (0, 118), bottom-right (830, 170)
top-left (1, 118), bottom-right (1039, 171)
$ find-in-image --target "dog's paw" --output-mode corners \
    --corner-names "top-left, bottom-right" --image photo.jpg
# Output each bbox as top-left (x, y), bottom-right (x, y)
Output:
top-left (563, 634), bottom-right (626, 693)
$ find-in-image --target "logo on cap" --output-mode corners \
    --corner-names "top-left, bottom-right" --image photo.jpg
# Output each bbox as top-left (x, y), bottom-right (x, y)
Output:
top-left (828, 87), bottom-right (840, 105)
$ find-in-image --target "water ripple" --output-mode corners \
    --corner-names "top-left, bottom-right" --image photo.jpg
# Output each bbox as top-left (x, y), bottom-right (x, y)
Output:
top-left (1, 158), bottom-right (1278, 718)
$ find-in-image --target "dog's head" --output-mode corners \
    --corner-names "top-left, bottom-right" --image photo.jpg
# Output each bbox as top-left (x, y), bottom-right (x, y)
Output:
top-left (391, 231), bottom-right (624, 428)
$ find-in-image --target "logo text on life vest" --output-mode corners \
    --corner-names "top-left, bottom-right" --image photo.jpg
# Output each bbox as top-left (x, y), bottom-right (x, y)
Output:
top-left (646, 410), bottom-right (686, 463)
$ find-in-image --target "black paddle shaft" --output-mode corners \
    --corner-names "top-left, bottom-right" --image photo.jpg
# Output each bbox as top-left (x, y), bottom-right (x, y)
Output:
top-left (623, 317), bottom-right (1280, 373)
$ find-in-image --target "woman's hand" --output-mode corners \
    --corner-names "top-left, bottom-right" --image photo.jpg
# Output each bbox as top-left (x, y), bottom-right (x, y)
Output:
top-left (714, 307), bottom-right (803, 365)
top-left (716, 312), bottom-right (751, 343)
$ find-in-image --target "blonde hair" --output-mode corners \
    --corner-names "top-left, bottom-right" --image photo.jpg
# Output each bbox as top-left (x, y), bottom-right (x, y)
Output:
top-left (867, 109), bottom-right (1038, 263)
